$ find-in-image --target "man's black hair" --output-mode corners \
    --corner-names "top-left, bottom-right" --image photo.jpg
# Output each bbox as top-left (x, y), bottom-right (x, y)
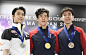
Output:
top-left (35, 8), bottom-right (49, 18)
top-left (12, 6), bottom-right (26, 16)
top-left (61, 6), bottom-right (74, 17)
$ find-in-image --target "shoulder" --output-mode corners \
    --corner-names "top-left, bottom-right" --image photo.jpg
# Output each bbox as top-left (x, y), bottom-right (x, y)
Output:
top-left (2, 28), bottom-right (12, 34)
top-left (56, 27), bottom-right (64, 35)
top-left (49, 29), bottom-right (56, 34)
top-left (29, 28), bottom-right (38, 38)
top-left (29, 28), bottom-right (38, 34)
top-left (49, 29), bottom-right (56, 36)
top-left (74, 26), bottom-right (84, 33)
top-left (1, 28), bottom-right (12, 40)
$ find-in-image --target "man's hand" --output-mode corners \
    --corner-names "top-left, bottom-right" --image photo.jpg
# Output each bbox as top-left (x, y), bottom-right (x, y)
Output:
top-left (3, 49), bottom-right (9, 55)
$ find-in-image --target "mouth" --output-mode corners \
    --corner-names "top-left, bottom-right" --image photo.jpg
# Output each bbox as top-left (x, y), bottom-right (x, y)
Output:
top-left (66, 19), bottom-right (70, 21)
top-left (42, 21), bottom-right (45, 22)
top-left (19, 18), bottom-right (23, 20)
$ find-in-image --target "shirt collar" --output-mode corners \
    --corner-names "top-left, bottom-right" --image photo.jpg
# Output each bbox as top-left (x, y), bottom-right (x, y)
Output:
top-left (39, 26), bottom-right (48, 32)
top-left (65, 24), bottom-right (74, 31)
top-left (12, 22), bottom-right (25, 33)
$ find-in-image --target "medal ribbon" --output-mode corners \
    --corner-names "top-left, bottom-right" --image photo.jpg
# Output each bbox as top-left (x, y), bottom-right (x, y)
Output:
top-left (64, 25), bottom-right (75, 42)
top-left (12, 26), bottom-right (25, 43)
top-left (38, 27), bottom-right (50, 43)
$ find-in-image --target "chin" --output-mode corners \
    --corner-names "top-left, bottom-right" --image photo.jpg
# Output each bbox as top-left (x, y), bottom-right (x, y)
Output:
top-left (18, 22), bottom-right (22, 23)
top-left (65, 23), bottom-right (71, 24)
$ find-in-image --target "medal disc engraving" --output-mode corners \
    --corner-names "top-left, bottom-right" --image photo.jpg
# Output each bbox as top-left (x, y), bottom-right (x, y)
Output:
top-left (68, 42), bottom-right (74, 48)
top-left (45, 43), bottom-right (51, 49)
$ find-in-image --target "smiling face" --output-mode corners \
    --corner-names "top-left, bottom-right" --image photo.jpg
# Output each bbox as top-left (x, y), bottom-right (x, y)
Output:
top-left (12, 9), bottom-right (25, 23)
top-left (61, 11), bottom-right (74, 24)
top-left (36, 12), bottom-right (49, 27)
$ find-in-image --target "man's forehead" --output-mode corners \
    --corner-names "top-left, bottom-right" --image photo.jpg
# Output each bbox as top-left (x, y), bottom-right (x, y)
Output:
top-left (63, 11), bottom-right (72, 14)
top-left (16, 10), bottom-right (24, 13)
top-left (40, 12), bottom-right (47, 15)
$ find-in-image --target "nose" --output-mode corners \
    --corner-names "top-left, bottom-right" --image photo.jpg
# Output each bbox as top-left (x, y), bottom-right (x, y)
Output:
top-left (42, 16), bottom-right (45, 20)
top-left (66, 15), bottom-right (69, 18)
top-left (20, 14), bottom-right (23, 18)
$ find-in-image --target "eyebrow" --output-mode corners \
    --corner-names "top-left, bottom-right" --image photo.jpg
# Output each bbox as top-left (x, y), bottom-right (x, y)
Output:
top-left (17, 12), bottom-right (24, 14)
top-left (63, 12), bottom-right (71, 14)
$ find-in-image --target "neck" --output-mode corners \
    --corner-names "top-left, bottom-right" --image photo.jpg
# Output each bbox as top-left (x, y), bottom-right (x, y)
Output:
top-left (13, 22), bottom-right (22, 29)
top-left (42, 25), bottom-right (47, 29)
top-left (65, 23), bottom-right (72, 30)
top-left (39, 24), bottom-right (47, 29)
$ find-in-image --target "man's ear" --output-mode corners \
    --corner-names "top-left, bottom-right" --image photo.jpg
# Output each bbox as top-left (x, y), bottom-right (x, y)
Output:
top-left (61, 17), bottom-right (64, 21)
top-left (72, 15), bottom-right (74, 20)
top-left (36, 18), bottom-right (38, 21)
top-left (48, 18), bottom-right (49, 20)
top-left (47, 18), bottom-right (49, 21)
top-left (12, 15), bottom-right (14, 19)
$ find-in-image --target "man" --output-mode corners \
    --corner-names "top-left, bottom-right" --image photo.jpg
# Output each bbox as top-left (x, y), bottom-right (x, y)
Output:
top-left (1, 6), bottom-right (29, 55)
top-left (29, 8), bottom-right (59, 55)
top-left (56, 6), bottom-right (86, 55)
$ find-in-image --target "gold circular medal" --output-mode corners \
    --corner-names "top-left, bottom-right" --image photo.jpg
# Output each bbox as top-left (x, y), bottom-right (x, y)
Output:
top-left (45, 43), bottom-right (51, 49)
top-left (68, 42), bottom-right (74, 48)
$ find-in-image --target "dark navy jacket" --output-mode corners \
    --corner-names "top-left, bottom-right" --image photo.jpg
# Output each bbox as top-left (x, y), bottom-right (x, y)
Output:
top-left (29, 27), bottom-right (59, 55)
top-left (56, 25), bottom-right (86, 55)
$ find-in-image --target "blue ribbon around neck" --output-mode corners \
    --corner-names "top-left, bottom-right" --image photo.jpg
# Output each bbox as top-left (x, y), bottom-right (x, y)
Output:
top-left (38, 27), bottom-right (50, 43)
top-left (64, 25), bottom-right (75, 42)
top-left (12, 26), bottom-right (25, 43)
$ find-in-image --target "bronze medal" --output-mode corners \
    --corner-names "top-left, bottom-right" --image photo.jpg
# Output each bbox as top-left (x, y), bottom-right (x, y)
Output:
top-left (68, 42), bottom-right (74, 48)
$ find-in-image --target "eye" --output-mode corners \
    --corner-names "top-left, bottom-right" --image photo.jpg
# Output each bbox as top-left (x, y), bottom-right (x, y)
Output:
top-left (63, 14), bottom-right (66, 16)
top-left (44, 15), bottom-right (47, 17)
top-left (22, 13), bottom-right (24, 16)
top-left (40, 15), bottom-right (42, 17)
top-left (68, 13), bottom-right (71, 15)
top-left (17, 12), bottom-right (20, 15)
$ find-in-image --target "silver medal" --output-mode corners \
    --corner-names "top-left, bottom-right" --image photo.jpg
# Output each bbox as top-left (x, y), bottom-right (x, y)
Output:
top-left (68, 42), bottom-right (74, 48)
top-left (20, 43), bottom-right (26, 48)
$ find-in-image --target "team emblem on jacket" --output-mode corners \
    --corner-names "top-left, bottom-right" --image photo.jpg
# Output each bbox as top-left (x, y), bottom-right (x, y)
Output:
top-left (11, 30), bottom-right (17, 33)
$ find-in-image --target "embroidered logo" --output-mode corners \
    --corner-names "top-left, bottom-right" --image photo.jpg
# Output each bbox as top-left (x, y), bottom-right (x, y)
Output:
top-left (11, 30), bottom-right (17, 33)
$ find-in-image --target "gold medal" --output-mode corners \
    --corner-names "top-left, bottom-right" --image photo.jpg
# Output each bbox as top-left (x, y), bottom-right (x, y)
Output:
top-left (45, 43), bottom-right (51, 49)
top-left (68, 42), bottom-right (74, 48)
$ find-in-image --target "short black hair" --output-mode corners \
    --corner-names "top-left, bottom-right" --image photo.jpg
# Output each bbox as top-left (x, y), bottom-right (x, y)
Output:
top-left (61, 6), bottom-right (74, 17)
top-left (12, 6), bottom-right (26, 16)
top-left (35, 8), bottom-right (49, 18)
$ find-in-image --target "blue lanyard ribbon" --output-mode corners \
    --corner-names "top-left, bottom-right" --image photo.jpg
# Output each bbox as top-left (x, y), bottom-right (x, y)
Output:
top-left (64, 25), bottom-right (75, 42)
top-left (12, 26), bottom-right (25, 43)
top-left (38, 27), bottom-right (50, 43)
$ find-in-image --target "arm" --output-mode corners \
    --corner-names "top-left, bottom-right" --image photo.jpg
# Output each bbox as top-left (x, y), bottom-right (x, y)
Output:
top-left (1, 29), bottom-right (11, 55)
top-left (29, 32), bottom-right (33, 54)
top-left (55, 32), bottom-right (59, 54)
top-left (80, 29), bottom-right (86, 55)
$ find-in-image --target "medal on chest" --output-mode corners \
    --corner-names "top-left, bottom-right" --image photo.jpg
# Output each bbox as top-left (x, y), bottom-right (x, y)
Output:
top-left (64, 26), bottom-right (75, 49)
top-left (20, 42), bottom-right (26, 48)
top-left (12, 26), bottom-right (26, 48)
top-left (45, 43), bottom-right (51, 49)
top-left (38, 27), bottom-right (51, 49)
top-left (68, 42), bottom-right (74, 48)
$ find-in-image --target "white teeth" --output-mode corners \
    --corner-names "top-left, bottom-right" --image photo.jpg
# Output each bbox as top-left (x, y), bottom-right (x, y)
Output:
top-left (66, 19), bottom-right (70, 21)
top-left (19, 19), bottom-right (22, 20)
